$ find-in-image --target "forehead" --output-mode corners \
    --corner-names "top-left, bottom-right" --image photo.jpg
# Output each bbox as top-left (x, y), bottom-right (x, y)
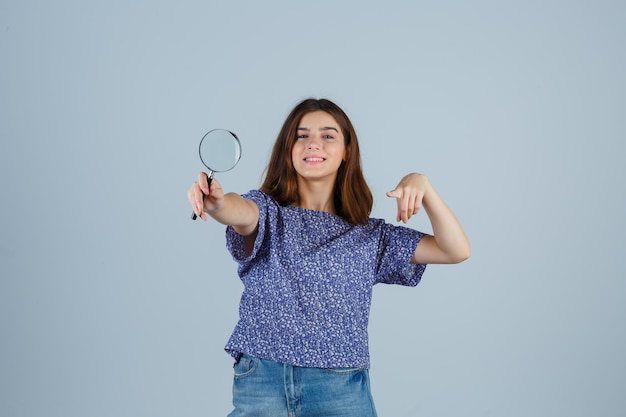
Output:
top-left (298, 111), bottom-right (340, 128)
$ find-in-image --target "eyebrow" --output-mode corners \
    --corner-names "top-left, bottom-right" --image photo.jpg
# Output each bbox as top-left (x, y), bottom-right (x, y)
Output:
top-left (297, 126), bottom-right (339, 133)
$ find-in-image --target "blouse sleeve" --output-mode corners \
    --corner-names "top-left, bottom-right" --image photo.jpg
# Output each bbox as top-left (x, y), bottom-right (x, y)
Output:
top-left (375, 222), bottom-right (427, 287)
top-left (225, 190), bottom-right (272, 268)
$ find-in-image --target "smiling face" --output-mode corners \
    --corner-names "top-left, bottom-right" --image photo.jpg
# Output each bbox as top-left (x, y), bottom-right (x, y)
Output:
top-left (291, 111), bottom-right (346, 184)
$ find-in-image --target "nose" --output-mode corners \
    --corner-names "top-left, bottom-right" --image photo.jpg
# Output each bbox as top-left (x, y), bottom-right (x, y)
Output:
top-left (307, 135), bottom-right (322, 149)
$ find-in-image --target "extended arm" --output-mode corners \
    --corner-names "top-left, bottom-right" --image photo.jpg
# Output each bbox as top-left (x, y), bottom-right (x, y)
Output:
top-left (187, 172), bottom-right (259, 237)
top-left (386, 173), bottom-right (470, 264)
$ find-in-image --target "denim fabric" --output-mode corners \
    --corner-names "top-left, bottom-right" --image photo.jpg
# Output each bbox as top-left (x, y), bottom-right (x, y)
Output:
top-left (227, 354), bottom-right (378, 417)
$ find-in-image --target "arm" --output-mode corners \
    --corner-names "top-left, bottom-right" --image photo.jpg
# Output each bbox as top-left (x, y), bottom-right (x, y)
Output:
top-left (386, 173), bottom-right (470, 264)
top-left (187, 172), bottom-right (259, 237)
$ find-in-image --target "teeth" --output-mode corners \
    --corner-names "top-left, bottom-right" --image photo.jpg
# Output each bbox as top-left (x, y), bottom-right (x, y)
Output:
top-left (305, 158), bottom-right (324, 162)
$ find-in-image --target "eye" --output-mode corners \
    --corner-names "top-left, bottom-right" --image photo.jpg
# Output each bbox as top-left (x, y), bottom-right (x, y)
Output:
top-left (323, 134), bottom-right (335, 139)
top-left (297, 134), bottom-right (308, 140)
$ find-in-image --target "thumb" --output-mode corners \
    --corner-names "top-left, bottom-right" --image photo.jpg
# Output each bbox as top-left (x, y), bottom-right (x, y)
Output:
top-left (386, 189), bottom-right (401, 199)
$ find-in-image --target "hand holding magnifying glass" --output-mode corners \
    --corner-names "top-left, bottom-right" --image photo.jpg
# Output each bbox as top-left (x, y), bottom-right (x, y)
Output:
top-left (190, 129), bottom-right (242, 220)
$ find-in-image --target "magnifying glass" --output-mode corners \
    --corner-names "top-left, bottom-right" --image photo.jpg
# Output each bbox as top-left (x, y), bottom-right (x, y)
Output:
top-left (191, 129), bottom-right (242, 220)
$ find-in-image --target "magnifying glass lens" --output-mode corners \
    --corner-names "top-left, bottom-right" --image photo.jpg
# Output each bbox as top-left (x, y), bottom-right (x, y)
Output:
top-left (191, 129), bottom-right (242, 221)
top-left (199, 129), bottom-right (241, 173)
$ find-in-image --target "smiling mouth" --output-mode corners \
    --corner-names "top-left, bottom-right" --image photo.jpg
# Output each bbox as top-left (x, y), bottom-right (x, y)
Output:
top-left (304, 157), bottom-right (325, 162)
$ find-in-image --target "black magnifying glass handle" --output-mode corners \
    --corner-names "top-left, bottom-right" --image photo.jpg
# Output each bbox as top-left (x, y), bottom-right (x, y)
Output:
top-left (191, 171), bottom-right (214, 220)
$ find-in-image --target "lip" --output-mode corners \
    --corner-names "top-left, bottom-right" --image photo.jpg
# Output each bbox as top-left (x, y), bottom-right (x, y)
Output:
top-left (303, 155), bottom-right (326, 163)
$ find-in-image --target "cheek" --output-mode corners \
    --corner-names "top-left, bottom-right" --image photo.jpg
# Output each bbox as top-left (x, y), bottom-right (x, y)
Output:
top-left (292, 139), bottom-right (307, 153)
top-left (337, 144), bottom-right (347, 161)
top-left (291, 144), bottom-right (302, 165)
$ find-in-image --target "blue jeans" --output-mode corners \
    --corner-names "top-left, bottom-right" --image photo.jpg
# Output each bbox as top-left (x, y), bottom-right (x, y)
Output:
top-left (227, 354), bottom-right (378, 417)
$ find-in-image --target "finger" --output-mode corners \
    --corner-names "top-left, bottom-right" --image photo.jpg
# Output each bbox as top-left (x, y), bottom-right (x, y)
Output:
top-left (398, 194), bottom-right (411, 223)
top-left (208, 177), bottom-right (218, 195)
top-left (198, 172), bottom-right (210, 194)
top-left (386, 189), bottom-right (401, 199)
top-left (412, 199), bottom-right (421, 215)
top-left (386, 189), bottom-right (403, 221)
top-left (412, 191), bottom-right (425, 215)
top-left (405, 193), bottom-right (416, 219)
top-left (193, 184), bottom-right (205, 216)
top-left (404, 191), bottom-right (424, 223)
top-left (188, 185), bottom-right (201, 215)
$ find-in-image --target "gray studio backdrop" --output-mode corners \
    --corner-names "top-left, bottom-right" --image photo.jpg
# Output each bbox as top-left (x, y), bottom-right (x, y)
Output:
top-left (2, 1), bottom-right (625, 416)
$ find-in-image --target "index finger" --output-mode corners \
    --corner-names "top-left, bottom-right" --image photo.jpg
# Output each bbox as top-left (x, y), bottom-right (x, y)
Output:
top-left (197, 172), bottom-right (211, 194)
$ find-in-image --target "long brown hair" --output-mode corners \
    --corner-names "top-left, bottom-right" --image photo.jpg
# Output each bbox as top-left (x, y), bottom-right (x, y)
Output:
top-left (260, 98), bottom-right (373, 225)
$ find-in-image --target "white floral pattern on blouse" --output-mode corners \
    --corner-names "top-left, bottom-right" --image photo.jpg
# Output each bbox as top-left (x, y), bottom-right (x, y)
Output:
top-left (224, 190), bottom-right (427, 369)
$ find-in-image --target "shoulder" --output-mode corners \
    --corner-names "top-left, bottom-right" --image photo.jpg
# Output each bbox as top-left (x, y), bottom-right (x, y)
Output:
top-left (363, 217), bottom-right (427, 245)
top-left (241, 189), bottom-right (269, 202)
top-left (240, 189), bottom-right (278, 210)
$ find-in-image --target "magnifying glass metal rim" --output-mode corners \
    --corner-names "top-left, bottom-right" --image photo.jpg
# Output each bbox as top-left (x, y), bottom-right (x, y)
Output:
top-left (191, 128), bottom-right (242, 221)
top-left (198, 128), bottom-right (242, 173)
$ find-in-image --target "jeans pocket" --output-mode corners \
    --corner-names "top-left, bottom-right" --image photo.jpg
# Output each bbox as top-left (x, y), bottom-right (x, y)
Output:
top-left (233, 355), bottom-right (258, 379)
top-left (322, 367), bottom-right (363, 376)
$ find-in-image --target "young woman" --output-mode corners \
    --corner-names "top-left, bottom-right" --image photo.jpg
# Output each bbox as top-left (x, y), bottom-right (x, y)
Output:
top-left (188, 98), bottom-right (470, 417)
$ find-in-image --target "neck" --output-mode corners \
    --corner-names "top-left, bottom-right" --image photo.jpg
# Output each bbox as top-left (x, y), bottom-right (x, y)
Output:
top-left (295, 178), bottom-right (336, 214)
